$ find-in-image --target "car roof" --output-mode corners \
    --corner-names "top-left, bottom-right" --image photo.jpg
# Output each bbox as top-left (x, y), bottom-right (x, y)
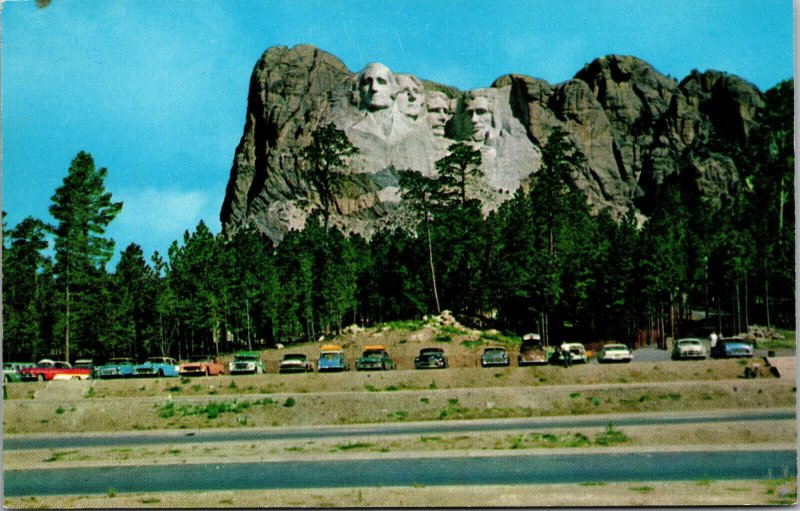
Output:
top-left (283, 353), bottom-right (307, 358)
top-left (234, 352), bottom-right (261, 356)
top-left (484, 346), bottom-right (506, 351)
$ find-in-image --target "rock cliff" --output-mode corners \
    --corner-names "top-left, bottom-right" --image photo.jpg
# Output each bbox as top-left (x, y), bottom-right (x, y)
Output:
top-left (220, 45), bottom-right (764, 242)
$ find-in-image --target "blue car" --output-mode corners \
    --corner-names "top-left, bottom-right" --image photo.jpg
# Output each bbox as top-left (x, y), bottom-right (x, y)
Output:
top-left (95, 358), bottom-right (137, 378)
top-left (318, 345), bottom-right (349, 372)
top-left (711, 338), bottom-right (754, 358)
top-left (132, 357), bottom-right (180, 377)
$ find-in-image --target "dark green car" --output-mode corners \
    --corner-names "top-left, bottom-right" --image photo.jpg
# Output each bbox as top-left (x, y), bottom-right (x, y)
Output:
top-left (355, 346), bottom-right (395, 371)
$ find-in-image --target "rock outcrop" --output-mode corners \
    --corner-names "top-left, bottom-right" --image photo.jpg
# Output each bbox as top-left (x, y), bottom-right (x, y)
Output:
top-left (220, 45), bottom-right (764, 243)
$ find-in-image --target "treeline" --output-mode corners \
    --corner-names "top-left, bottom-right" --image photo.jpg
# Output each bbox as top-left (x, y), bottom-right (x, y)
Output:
top-left (3, 81), bottom-right (794, 362)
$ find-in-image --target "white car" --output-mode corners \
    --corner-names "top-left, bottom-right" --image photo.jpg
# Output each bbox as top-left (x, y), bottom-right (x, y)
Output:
top-left (554, 343), bottom-right (587, 364)
top-left (597, 343), bottom-right (633, 363)
top-left (672, 338), bottom-right (707, 360)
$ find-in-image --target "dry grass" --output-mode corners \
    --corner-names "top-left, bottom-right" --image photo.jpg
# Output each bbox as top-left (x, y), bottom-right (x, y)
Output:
top-left (5, 479), bottom-right (796, 508)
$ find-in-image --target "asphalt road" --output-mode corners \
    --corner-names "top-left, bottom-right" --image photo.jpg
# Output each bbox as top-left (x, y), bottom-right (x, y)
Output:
top-left (5, 449), bottom-right (795, 496)
top-left (4, 409), bottom-right (794, 451)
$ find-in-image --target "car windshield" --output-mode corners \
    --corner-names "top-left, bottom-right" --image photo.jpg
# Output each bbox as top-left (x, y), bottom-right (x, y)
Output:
top-left (420, 349), bottom-right (443, 355)
top-left (320, 353), bottom-right (341, 361)
top-left (234, 356), bottom-right (258, 362)
top-left (362, 351), bottom-right (383, 357)
top-left (679, 340), bottom-right (701, 346)
top-left (605, 345), bottom-right (627, 351)
top-left (283, 354), bottom-right (306, 361)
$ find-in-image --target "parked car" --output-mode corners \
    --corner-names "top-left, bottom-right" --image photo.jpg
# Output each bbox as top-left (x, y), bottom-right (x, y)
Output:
top-left (179, 355), bottom-right (225, 377)
top-left (355, 346), bottom-right (395, 371)
top-left (549, 343), bottom-right (587, 364)
top-left (3, 362), bottom-right (34, 382)
top-left (279, 353), bottom-right (314, 373)
top-left (597, 343), bottom-right (633, 363)
top-left (672, 338), bottom-right (708, 360)
top-left (481, 347), bottom-right (510, 367)
top-left (711, 337), bottom-right (754, 359)
top-left (95, 358), bottom-right (137, 379)
top-left (414, 347), bottom-right (448, 369)
top-left (132, 357), bottom-right (180, 377)
top-left (518, 334), bottom-right (548, 365)
top-left (19, 359), bottom-right (92, 381)
top-left (318, 345), bottom-right (349, 372)
top-left (228, 351), bottom-right (265, 374)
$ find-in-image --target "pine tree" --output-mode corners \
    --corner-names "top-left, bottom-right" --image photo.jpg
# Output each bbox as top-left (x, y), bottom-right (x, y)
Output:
top-left (299, 123), bottom-right (359, 230)
top-left (49, 152), bottom-right (122, 362)
top-left (2, 216), bottom-right (51, 360)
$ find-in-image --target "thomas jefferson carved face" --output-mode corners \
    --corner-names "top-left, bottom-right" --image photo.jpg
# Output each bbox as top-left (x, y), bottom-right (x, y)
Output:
top-left (357, 63), bottom-right (397, 111)
top-left (396, 74), bottom-right (424, 120)
top-left (465, 94), bottom-right (497, 143)
top-left (426, 91), bottom-right (452, 136)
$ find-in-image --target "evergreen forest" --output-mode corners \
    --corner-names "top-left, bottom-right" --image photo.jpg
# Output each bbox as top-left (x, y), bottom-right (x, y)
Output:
top-left (3, 81), bottom-right (794, 363)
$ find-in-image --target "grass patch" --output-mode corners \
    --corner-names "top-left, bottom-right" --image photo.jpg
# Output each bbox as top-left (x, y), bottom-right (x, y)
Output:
top-left (460, 340), bottom-right (484, 349)
top-left (384, 319), bottom-right (424, 331)
top-left (570, 392), bottom-right (581, 398)
top-left (579, 481), bottom-right (607, 486)
top-left (167, 386), bottom-right (181, 392)
top-left (420, 436), bottom-right (441, 442)
top-left (44, 450), bottom-right (78, 462)
top-left (594, 423), bottom-right (629, 446)
top-left (107, 488), bottom-right (117, 497)
top-left (479, 331), bottom-right (521, 345)
top-left (364, 384), bottom-right (378, 392)
top-left (629, 486), bottom-right (654, 493)
top-left (85, 387), bottom-right (94, 397)
top-left (393, 410), bottom-right (408, 419)
top-left (438, 325), bottom-right (464, 335)
top-left (336, 442), bottom-right (373, 451)
top-left (435, 335), bottom-right (452, 343)
top-left (658, 393), bottom-right (682, 401)
top-left (140, 498), bottom-right (160, 504)
top-left (156, 398), bottom-right (275, 419)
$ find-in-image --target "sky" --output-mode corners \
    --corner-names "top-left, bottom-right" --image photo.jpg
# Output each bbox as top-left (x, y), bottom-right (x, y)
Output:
top-left (1, 0), bottom-right (794, 267)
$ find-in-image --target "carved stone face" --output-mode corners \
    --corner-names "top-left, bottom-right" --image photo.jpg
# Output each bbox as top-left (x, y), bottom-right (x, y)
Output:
top-left (396, 75), bottom-right (424, 120)
top-left (357, 63), bottom-right (397, 111)
top-left (465, 94), bottom-right (497, 143)
top-left (426, 91), bottom-right (452, 136)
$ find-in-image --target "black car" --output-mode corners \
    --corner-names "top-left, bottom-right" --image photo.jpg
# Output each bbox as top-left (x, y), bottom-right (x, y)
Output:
top-left (414, 347), bottom-right (448, 369)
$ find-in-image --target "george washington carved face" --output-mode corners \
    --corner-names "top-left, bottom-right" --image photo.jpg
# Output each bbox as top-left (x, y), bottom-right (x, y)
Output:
top-left (356, 63), bottom-right (398, 111)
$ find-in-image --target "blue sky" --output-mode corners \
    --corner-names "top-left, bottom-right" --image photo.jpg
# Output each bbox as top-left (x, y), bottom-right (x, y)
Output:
top-left (2, 0), bottom-right (794, 267)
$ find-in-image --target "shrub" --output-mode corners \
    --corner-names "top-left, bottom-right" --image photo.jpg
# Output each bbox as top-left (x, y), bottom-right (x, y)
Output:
top-left (284, 397), bottom-right (296, 408)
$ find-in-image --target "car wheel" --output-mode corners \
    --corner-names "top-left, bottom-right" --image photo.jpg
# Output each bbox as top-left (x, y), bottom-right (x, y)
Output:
top-left (158, 369), bottom-right (164, 377)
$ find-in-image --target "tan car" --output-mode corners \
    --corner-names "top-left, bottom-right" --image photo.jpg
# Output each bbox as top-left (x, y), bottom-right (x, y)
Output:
top-left (179, 355), bottom-right (225, 376)
top-left (518, 334), bottom-right (548, 365)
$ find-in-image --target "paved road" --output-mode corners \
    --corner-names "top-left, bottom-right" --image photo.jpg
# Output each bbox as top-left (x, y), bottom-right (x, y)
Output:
top-left (4, 409), bottom-right (794, 451)
top-left (5, 449), bottom-right (795, 496)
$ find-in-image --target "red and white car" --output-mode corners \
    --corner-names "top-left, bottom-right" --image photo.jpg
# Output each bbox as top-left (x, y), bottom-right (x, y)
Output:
top-left (20, 359), bottom-right (92, 381)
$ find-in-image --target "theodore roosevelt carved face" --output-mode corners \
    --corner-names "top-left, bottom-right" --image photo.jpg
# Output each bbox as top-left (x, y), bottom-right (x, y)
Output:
top-left (426, 91), bottom-right (452, 136)
top-left (355, 63), bottom-right (398, 111)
